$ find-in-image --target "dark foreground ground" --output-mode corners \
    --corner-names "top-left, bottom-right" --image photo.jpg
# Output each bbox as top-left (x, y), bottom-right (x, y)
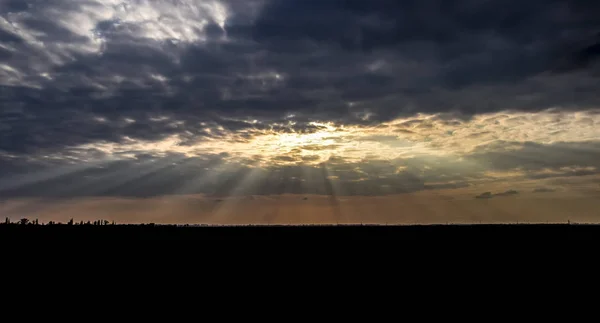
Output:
top-left (2, 223), bottom-right (600, 242)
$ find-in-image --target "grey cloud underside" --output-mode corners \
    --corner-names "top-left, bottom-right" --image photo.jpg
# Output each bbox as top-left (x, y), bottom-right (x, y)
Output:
top-left (2, 140), bottom-right (600, 198)
top-left (1, 0), bottom-right (600, 155)
top-left (468, 141), bottom-right (600, 175)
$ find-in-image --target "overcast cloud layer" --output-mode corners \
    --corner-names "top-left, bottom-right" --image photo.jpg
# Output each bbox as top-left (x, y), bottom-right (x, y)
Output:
top-left (1, 0), bottom-right (600, 205)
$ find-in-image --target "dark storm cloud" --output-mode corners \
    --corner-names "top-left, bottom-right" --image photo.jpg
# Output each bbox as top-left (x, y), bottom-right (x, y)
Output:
top-left (252, 0), bottom-right (600, 84)
top-left (555, 32), bottom-right (600, 72)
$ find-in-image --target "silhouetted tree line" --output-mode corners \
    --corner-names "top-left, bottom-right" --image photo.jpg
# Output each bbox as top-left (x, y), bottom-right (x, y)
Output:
top-left (2, 217), bottom-right (116, 226)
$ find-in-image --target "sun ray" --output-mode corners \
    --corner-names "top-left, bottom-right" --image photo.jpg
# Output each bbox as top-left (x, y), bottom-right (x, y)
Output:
top-left (319, 162), bottom-right (345, 224)
top-left (47, 155), bottom-right (187, 197)
top-left (0, 160), bottom-right (107, 195)
top-left (158, 157), bottom-right (227, 196)
top-left (209, 166), bottom-right (265, 224)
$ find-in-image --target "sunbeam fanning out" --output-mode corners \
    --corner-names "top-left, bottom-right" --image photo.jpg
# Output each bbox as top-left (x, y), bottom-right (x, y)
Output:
top-left (2, 0), bottom-right (600, 224)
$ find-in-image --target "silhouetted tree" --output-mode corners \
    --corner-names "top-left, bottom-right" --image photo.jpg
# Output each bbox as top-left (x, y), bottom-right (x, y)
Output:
top-left (4, 217), bottom-right (9, 224)
top-left (68, 219), bottom-right (74, 225)
top-left (86, 221), bottom-right (91, 225)
top-left (104, 220), bottom-right (109, 225)
top-left (112, 220), bottom-right (115, 225)
top-left (34, 219), bottom-right (39, 225)
top-left (19, 218), bottom-right (29, 225)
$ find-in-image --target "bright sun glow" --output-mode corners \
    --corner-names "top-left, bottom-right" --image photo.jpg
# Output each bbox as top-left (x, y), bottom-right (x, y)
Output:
top-left (276, 123), bottom-right (337, 148)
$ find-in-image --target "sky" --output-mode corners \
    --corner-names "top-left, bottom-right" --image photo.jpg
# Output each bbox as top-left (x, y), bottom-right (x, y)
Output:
top-left (1, 0), bottom-right (600, 224)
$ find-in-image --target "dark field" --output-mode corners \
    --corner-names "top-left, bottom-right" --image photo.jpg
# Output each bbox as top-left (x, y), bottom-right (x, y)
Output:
top-left (2, 223), bottom-right (600, 242)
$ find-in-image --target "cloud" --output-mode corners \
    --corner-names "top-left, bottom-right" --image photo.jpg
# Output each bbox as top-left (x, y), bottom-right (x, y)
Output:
top-left (468, 141), bottom-right (600, 176)
top-left (475, 190), bottom-right (519, 199)
top-left (23, 110), bottom-right (596, 166)
top-left (3, 110), bottom-right (600, 198)
top-left (1, 0), bottom-right (600, 199)
top-left (555, 33), bottom-right (600, 72)
top-left (475, 192), bottom-right (493, 199)
top-left (494, 189), bottom-right (519, 197)
top-left (533, 187), bottom-right (556, 193)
